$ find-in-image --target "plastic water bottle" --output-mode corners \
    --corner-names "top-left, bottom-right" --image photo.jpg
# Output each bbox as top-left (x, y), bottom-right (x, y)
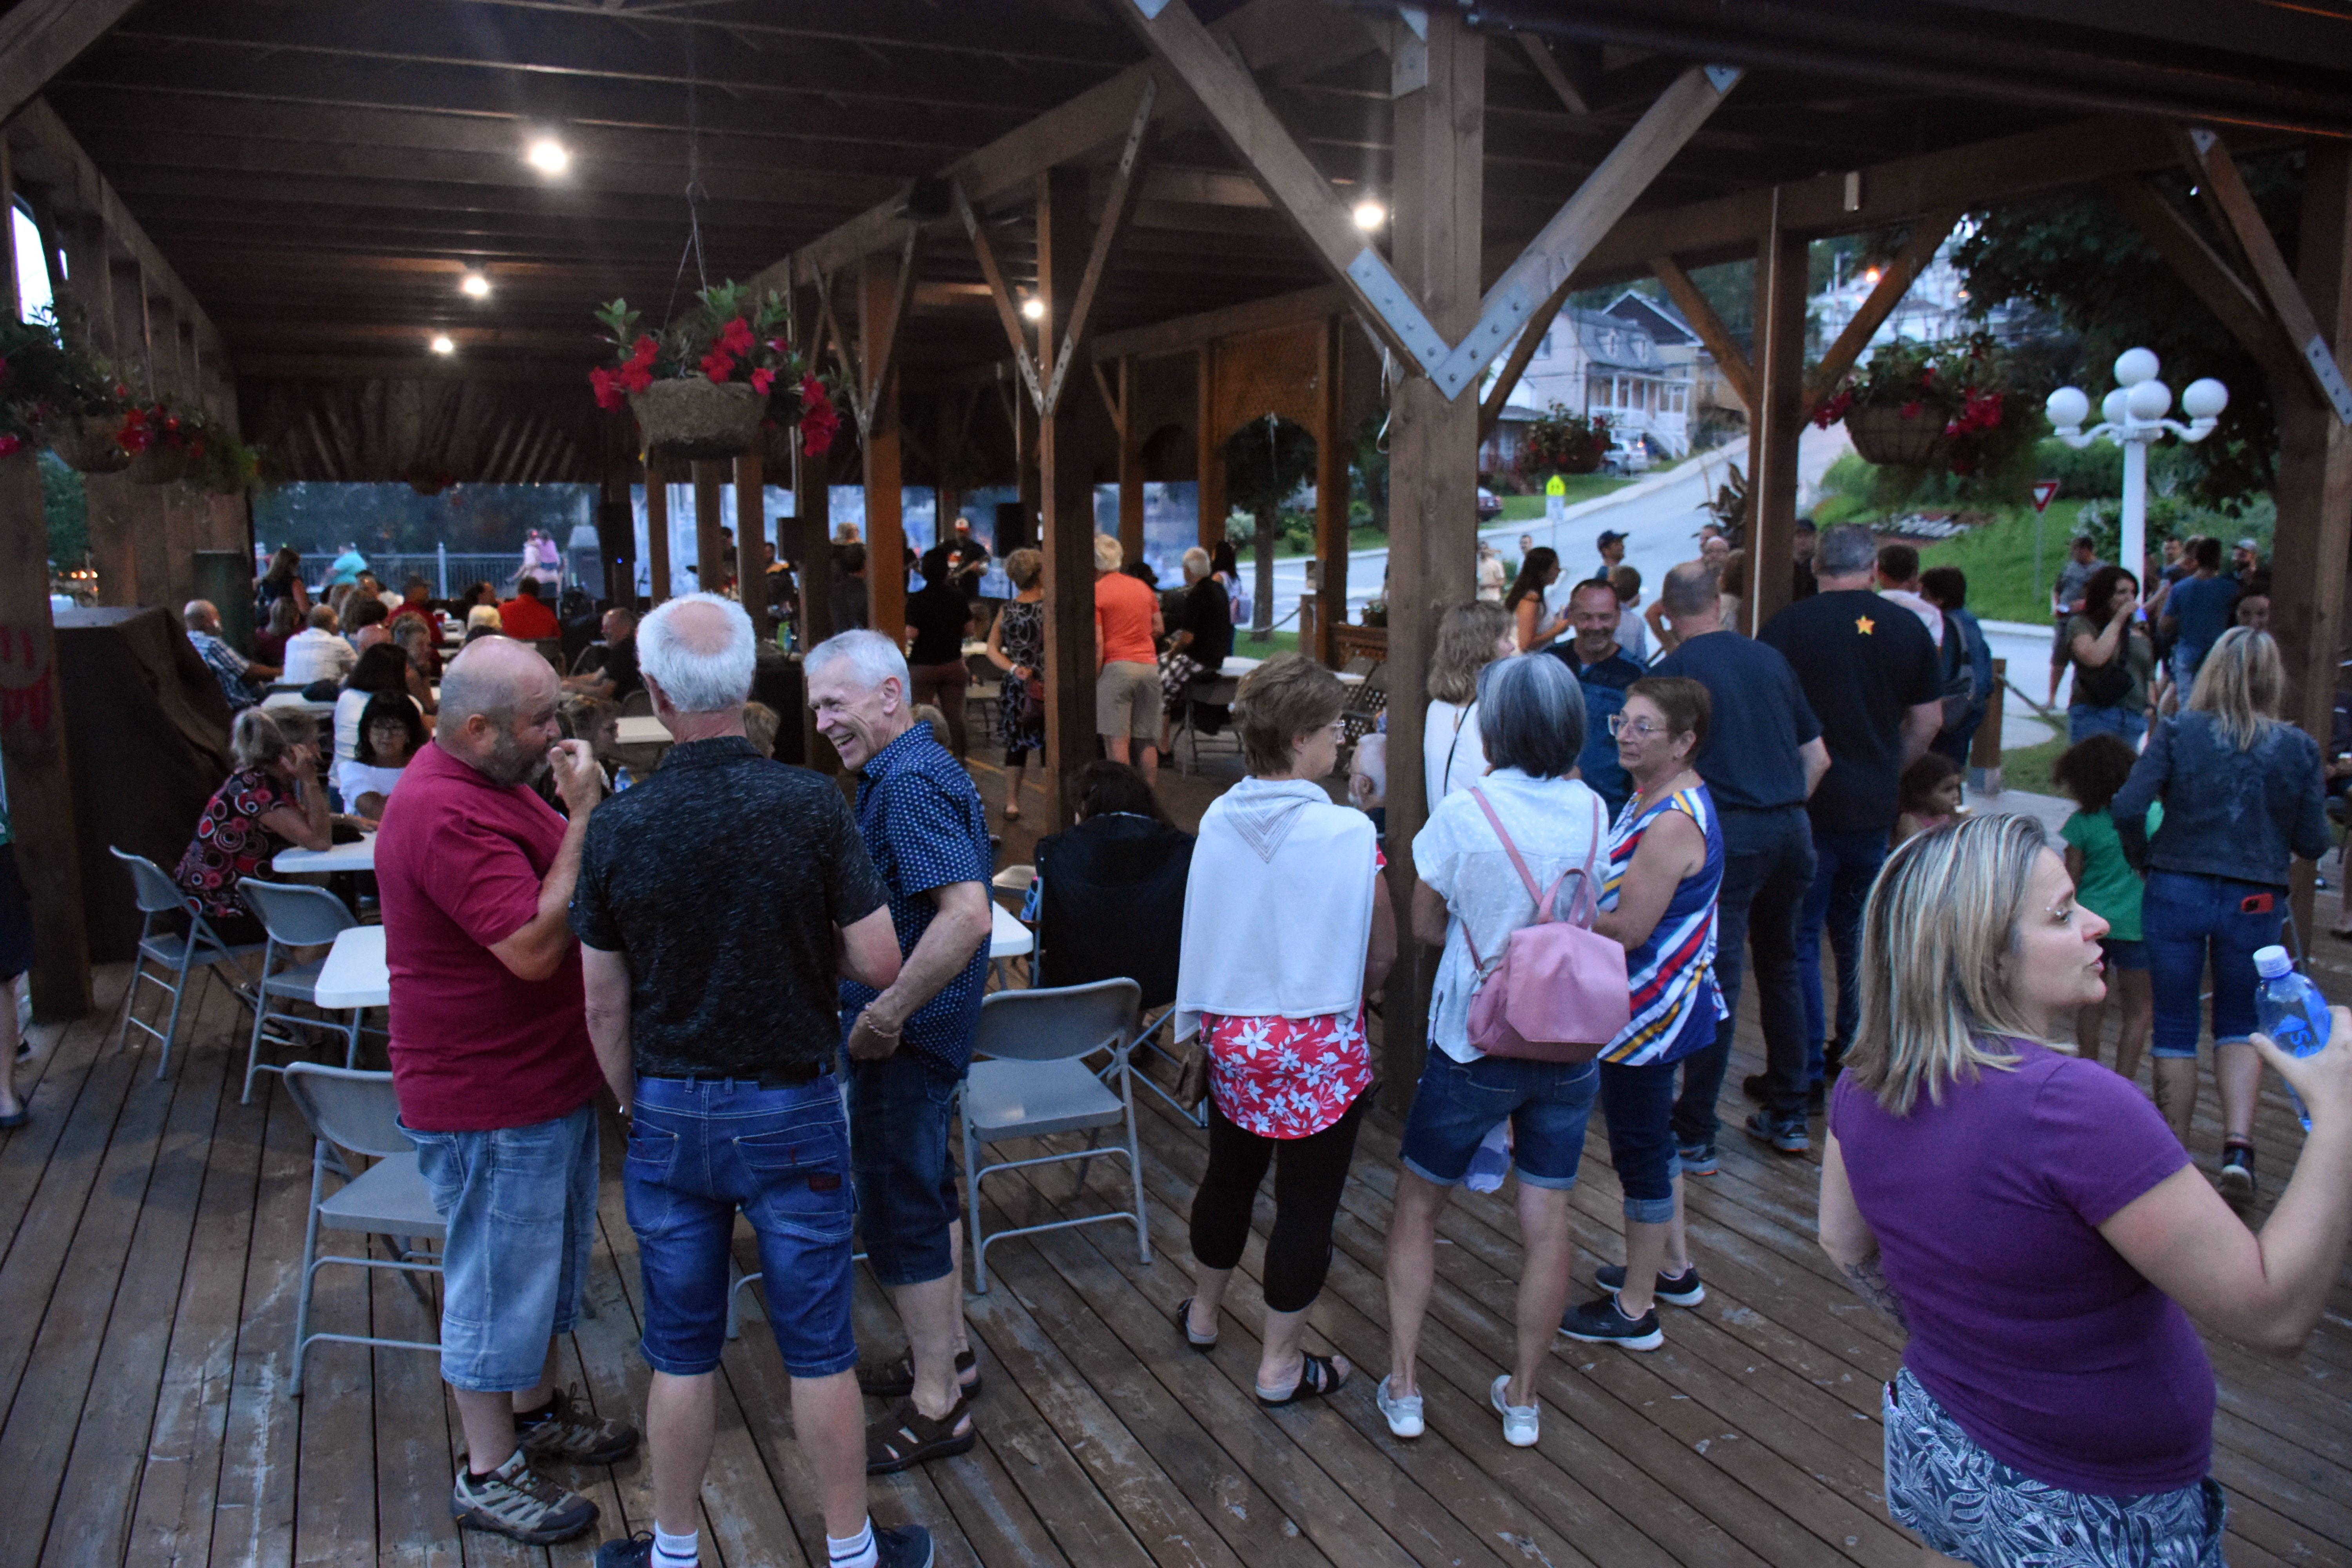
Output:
top-left (1465, 1121), bottom-right (1511, 1192)
top-left (612, 766), bottom-right (635, 793)
top-left (2254, 945), bottom-right (2327, 1131)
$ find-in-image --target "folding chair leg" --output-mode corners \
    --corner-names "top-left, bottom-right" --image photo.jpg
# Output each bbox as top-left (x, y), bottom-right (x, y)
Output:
top-left (241, 941), bottom-right (278, 1104)
top-left (344, 1007), bottom-right (363, 1071)
top-left (155, 952), bottom-right (200, 1080)
top-left (1124, 1086), bottom-right (1153, 1266)
top-left (964, 1111), bottom-right (989, 1295)
top-left (290, 1142), bottom-right (329, 1397)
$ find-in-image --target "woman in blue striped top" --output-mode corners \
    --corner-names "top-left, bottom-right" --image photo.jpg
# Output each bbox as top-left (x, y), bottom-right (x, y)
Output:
top-left (1566, 677), bottom-right (1727, 1350)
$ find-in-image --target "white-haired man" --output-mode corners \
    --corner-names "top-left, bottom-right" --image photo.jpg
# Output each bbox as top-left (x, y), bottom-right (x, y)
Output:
top-left (1094, 532), bottom-right (1165, 783)
top-left (377, 635), bottom-right (636, 1546)
top-left (183, 599), bottom-right (278, 711)
top-left (573, 597), bottom-right (932, 1568)
top-left (805, 630), bottom-right (994, 1475)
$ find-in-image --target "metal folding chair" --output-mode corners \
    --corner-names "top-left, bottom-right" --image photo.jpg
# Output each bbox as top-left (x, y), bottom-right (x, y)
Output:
top-left (109, 847), bottom-right (264, 1080)
top-left (237, 879), bottom-right (367, 1104)
top-left (960, 978), bottom-right (1149, 1293)
top-left (280, 1063), bottom-right (443, 1397)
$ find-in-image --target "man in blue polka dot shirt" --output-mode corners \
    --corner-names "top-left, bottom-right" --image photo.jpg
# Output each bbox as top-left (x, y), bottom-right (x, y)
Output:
top-left (807, 630), bottom-right (996, 1477)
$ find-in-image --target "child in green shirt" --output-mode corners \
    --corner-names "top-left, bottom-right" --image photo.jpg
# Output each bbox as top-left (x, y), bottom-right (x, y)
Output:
top-left (2054, 734), bottom-right (2159, 1083)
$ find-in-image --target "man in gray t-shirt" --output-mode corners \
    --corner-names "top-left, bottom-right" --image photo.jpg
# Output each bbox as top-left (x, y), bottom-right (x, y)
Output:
top-left (2049, 535), bottom-right (2105, 701)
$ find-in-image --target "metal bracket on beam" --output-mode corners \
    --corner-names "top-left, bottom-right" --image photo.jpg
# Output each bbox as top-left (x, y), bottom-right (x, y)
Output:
top-left (1432, 278), bottom-right (1534, 401)
top-left (1704, 64), bottom-right (1744, 94)
top-left (2306, 332), bottom-right (2352, 424)
top-left (1129, 0), bottom-right (1172, 15)
top-left (1346, 249), bottom-right (1451, 377)
top-left (1394, 5), bottom-right (1428, 39)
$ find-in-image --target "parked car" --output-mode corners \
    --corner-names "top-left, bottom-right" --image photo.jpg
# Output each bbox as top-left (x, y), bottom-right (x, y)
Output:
top-left (1603, 439), bottom-right (1652, 475)
top-left (1475, 486), bottom-right (1503, 520)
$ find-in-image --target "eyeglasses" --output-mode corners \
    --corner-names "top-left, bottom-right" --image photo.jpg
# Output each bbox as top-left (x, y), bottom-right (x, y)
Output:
top-left (1608, 714), bottom-right (1670, 740)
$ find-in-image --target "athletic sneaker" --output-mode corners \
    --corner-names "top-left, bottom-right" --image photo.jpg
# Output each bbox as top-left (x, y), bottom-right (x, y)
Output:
top-left (1742, 1109), bottom-right (1809, 1155)
top-left (1375, 1374), bottom-right (1425, 1438)
top-left (1595, 1263), bottom-right (1706, 1308)
top-left (592, 1535), bottom-right (665, 1568)
top-left (1488, 1373), bottom-right (1539, 1447)
top-left (1559, 1293), bottom-right (1664, 1351)
top-left (518, 1385), bottom-right (641, 1465)
top-left (1677, 1140), bottom-right (1719, 1177)
top-left (2219, 1142), bottom-right (2257, 1200)
top-left (451, 1448), bottom-right (599, 1544)
top-left (877, 1524), bottom-right (938, 1568)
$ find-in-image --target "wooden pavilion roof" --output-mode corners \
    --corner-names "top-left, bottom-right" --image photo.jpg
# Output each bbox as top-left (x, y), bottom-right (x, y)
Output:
top-left (11, 0), bottom-right (2352, 479)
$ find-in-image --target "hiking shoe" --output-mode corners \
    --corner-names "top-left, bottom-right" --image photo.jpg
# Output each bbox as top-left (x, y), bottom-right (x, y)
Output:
top-left (1596, 1263), bottom-right (1707, 1308)
top-left (1742, 1109), bottom-right (1809, 1155)
top-left (877, 1524), bottom-right (937, 1568)
top-left (1677, 1140), bottom-right (1719, 1177)
top-left (1559, 1293), bottom-right (1664, 1351)
top-left (1489, 1374), bottom-right (1540, 1447)
top-left (451, 1448), bottom-right (598, 1544)
top-left (2219, 1142), bottom-right (2257, 1201)
top-left (517, 1384), bottom-right (641, 1466)
top-left (1376, 1374), bottom-right (1425, 1439)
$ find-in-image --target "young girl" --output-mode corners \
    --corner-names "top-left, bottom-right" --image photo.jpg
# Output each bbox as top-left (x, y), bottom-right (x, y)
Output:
top-left (2053, 733), bottom-right (2156, 1082)
top-left (1893, 753), bottom-right (1964, 843)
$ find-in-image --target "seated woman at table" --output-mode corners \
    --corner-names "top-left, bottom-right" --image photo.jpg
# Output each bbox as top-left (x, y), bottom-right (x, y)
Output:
top-left (460, 604), bottom-right (505, 647)
top-left (339, 691), bottom-right (426, 822)
top-left (389, 614), bottom-right (441, 710)
top-left (332, 643), bottom-right (419, 781)
top-left (1028, 761), bottom-right (1194, 1013)
top-left (172, 708), bottom-right (332, 944)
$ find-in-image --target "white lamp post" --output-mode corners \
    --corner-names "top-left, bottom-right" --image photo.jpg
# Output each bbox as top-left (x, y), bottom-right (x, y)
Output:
top-left (2045, 348), bottom-right (2229, 601)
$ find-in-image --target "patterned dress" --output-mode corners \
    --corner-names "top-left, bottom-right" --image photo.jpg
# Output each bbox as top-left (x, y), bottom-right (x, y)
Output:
top-left (173, 766), bottom-right (292, 921)
top-left (996, 598), bottom-right (1045, 764)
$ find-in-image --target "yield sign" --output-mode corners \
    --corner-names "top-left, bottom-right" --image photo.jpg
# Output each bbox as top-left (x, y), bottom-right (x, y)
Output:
top-left (2031, 480), bottom-right (2062, 513)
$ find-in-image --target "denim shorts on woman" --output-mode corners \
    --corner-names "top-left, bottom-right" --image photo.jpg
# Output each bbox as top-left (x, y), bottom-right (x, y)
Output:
top-left (1884, 1367), bottom-right (2225, 1567)
top-left (405, 1102), bottom-right (598, 1394)
top-left (2141, 869), bottom-right (2284, 1059)
top-left (1398, 1051), bottom-right (1598, 1191)
top-left (624, 1074), bottom-right (858, 1379)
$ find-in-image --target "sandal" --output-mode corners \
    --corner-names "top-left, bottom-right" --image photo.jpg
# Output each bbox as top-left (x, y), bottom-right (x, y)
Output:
top-left (866, 1392), bottom-right (976, 1474)
top-left (856, 1347), bottom-right (982, 1402)
top-left (1173, 1296), bottom-right (1217, 1353)
top-left (1256, 1351), bottom-right (1348, 1407)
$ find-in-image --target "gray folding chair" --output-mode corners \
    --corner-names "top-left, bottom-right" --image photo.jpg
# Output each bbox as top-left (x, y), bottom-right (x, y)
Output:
top-left (959, 977), bottom-right (1149, 1293)
top-left (109, 847), bottom-right (264, 1080)
top-left (280, 1063), bottom-right (443, 1396)
top-left (237, 879), bottom-right (366, 1104)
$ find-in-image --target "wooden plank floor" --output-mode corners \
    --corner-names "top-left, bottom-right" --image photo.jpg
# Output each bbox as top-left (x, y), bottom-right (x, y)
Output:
top-left (5, 842), bottom-right (2350, 1564)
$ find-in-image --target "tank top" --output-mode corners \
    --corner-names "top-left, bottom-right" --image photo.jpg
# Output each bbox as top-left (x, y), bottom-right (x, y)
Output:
top-left (1597, 782), bottom-right (1725, 1067)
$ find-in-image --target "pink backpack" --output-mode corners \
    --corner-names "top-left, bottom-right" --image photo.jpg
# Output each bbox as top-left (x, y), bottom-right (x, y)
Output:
top-left (1460, 788), bottom-right (1630, 1062)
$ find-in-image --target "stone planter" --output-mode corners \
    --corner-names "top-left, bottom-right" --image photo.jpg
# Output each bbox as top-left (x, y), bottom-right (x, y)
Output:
top-left (630, 378), bottom-right (764, 460)
top-left (1844, 403), bottom-right (1953, 469)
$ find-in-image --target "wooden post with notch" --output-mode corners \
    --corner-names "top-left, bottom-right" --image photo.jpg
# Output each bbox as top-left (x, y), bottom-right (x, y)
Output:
top-left (735, 453), bottom-right (766, 642)
top-left (1747, 192), bottom-right (1808, 633)
top-left (1037, 165), bottom-right (1102, 829)
top-left (1314, 316), bottom-right (1347, 667)
top-left (644, 454), bottom-right (672, 606)
top-left (691, 460), bottom-right (728, 599)
top-left (860, 253), bottom-right (907, 644)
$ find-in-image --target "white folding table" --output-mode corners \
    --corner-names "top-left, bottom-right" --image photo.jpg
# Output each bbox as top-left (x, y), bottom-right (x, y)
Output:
top-left (274, 833), bottom-right (378, 875)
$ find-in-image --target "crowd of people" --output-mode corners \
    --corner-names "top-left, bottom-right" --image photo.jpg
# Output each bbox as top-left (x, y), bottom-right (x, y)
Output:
top-left (32, 502), bottom-right (2330, 1568)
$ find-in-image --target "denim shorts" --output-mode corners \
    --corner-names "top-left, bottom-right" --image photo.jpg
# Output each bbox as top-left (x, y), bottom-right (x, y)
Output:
top-left (1599, 1058), bottom-right (1683, 1223)
top-left (2101, 937), bottom-right (2149, 972)
top-left (624, 1074), bottom-right (858, 1379)
top-left (1397, 1050), bottom-right (1597, 1191)
top-left (846, 1048), bottom-right (965, 1288)
top-left (2142, 870), bottom-right (2282, 1059)
top-left (405, 1102), bottom-right (598, 1394)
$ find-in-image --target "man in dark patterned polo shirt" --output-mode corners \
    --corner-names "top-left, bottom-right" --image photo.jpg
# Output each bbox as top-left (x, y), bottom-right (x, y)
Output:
top-left (806, 628), bottom-right (996, 1477)
top-left (573, 596), bottom-right (933, 1568)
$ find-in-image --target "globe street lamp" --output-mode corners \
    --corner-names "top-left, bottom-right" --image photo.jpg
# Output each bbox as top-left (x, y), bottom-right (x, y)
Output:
top-left (2045, 348), bottom-right (2229, 602)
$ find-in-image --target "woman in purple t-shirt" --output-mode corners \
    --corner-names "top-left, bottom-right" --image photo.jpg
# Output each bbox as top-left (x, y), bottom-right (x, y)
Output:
top-left (1818, 813), bottom-right (2352, 1567)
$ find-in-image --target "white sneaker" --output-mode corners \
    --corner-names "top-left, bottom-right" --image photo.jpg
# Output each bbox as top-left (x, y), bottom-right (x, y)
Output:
top-left (1490, 1374), bottom-right (1539, 1447)
top-left (1376, 1375), bottom-right (1425, 1439)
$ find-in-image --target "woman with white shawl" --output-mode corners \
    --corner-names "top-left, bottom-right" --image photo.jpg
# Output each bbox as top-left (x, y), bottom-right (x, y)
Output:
top-left (1171, 655), bottom-right (1396, 1405)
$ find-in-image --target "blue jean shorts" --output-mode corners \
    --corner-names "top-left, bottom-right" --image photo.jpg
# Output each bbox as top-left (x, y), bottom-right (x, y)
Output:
top-left (624, 1074), bottom-right (859, 1379)
top-left (1398, 1050), bottom-right (1598, 1191)
top-left (405, 1102), bottom-right (598, 1394)
top-left (2142, 870), bottom-right (2282, 1059)
top-left (846, 1048), bottom-right (965, 1289)
top-left (2100, 937), bottom-right (2149, 972)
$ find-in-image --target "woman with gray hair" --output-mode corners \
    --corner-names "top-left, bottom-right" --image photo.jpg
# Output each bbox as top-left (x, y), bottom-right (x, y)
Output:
top-left (2112, 625), bottom-right (2328, 1192)
top-left (1159, 544), bottom-right (1235, 749)
top-left (1821, 811), bottom-right (2352, 1568)
top-left (171, 707), bottom-right (334, 945)
top-left (1385, 651), bottom-right (1607, 1446)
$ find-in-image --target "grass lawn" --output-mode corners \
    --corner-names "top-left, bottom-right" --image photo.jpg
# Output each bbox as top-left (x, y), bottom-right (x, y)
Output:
top-left (1911, 503), bottom-right (2079, 623)
top-left (1994, 731), bottom-right (2067, 799)
top-left (1234, 628), bottom-right (1301, 655)
top-left (1272, 525), bottom-right (1387, 560)
top-left (1495, 474), bottom-right (1636, 520)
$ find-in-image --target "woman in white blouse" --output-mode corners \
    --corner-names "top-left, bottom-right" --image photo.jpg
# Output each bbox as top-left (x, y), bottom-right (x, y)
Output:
top-left (1423, 601), bottom-right (1514, 808)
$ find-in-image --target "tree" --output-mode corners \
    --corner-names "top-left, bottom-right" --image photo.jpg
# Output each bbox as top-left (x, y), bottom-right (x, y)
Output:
top-left (1220, 415), bottom-right (1317, 639)
top-left (40, 452), bottom-right (85, 567)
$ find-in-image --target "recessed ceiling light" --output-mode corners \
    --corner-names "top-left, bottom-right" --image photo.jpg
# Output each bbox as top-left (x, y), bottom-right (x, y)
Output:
top-left (429, 334), bottom-right (456, 354)
top-left (1020, 297), bottom-right (1045, 321)
top-left (526, 138), bottom-right (570, 174)
top-left (1352, 199), bottom-right (1387, 230)
top-left (460, 272), bottom-right (491, 298)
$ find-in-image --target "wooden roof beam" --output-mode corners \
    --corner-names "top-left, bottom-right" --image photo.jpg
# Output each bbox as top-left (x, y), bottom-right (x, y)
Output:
top-left (1648, 254), bottom-right (1754, 411)
top-left (1800, 210), bottom-right (1960, 414)
top-left (2103, 175), bottom-right (2296, 385)
top-left (0, 0), bottom-right (143, 125)
top-left (2182, 129), bottom-right (2352, 423)
top-left (1477, 270), bottom-right (1577, 440)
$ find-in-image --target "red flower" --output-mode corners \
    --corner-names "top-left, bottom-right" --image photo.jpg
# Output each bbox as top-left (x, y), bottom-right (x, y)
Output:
top-left (1899, 400), bottom-right (1923, 420)
top-left (619, 362), bottom-right (654, 394)
top-left (700, 348), bottom-right (735, 383)
top-left (750, 367), bottom-right (774, 397)
top-left (628, 334), bottom-right (659, 370)
top-left (590, 367), bottom-right (625, 411)
top-left (799, 374), bottom-right (839, 455)
top-left (0, 434), bottom-right (21, 457)
top-left (1812, 389), bottom-right (1853, 430)
top-left (718, 316), bottom-right (754, 356)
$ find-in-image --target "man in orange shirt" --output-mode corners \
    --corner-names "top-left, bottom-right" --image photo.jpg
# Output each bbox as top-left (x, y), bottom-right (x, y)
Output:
top-left (499, 578), bottom-right (562, 641)
top-left (1093, 534), bottom-right (1164, 784)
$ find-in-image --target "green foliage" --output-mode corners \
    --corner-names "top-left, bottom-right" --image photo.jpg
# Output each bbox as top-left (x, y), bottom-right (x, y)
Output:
top-left (40, 450), bottom-right (85, 566)
top-left (1492, 475), bottom-right (1636, 520)
top-left (1515, 404), bottom-right (1610, 479)
top-left (1952, 157), bottom-right (2300, 507)
top-left (1224, 416), bottom-right (1318, 514)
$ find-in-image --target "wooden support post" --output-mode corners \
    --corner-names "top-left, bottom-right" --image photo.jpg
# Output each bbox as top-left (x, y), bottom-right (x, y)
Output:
top-left (1038, 165), bottom-right (1101, 830)
top-left (860, 254), bottom-right (907, 642)
top-left (794, 434), bottom-right (837, 772)
top-left (1115, 357), bottom-right (1145, 568)
top-left (1381, 8), bottom-right (1483, 1104)
top-left (645, 454), bottom-right (672, 605)
top-left (2266, 145), bottom-right (2352, 944)
top-left (1747, 195), bottom-right (1808, 634)
top-left (1196, 343), bottom-right (1223, 547)
top-left (1314, 316), bottom-right (1347, 666)
top-left (736, 453), bottom-right (767, 641)
top-left (691, 459), bottom-right (728, 598)
top-left (601, 465), bottom-right (633, 608)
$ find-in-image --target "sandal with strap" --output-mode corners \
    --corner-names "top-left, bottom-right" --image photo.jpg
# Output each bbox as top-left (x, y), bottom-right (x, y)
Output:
top-left (856, 1347), bottom-right (982, 1402)
top-left (866, 1392), bottom-right (976, 1475)
top-left (1256, 1351), bottom-right (1348, 1407)
top-left (1174, 1296), bottom-right (1217, 1353)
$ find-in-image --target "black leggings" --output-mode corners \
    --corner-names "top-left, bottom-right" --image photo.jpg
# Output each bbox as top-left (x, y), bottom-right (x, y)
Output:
top-left (1189, 1092), bottom-right (1367, 1314)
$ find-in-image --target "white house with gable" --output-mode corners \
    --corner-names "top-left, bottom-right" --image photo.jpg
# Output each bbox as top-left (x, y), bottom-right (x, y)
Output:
top-left (1480, 291), bottom-right (1699, 474)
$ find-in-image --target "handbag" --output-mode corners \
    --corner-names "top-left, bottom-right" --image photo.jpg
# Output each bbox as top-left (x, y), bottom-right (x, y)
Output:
top-left (1460, 789), bottom-right (1630, 1063)
top-left (2074, 623), bottom-right (2136, 708)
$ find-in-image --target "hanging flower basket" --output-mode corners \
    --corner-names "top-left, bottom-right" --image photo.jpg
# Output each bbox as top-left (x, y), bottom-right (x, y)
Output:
top-left (1515, 406), bottom-right (1610, 479)
top-left (1843, 404), bottom-right (1953, 469)
top-left (125, 442), bottom-right (190, 485)
top-left (629, 378), bottom-right (764, 460)
top-left (50, 414), bottom-right (129, 474)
